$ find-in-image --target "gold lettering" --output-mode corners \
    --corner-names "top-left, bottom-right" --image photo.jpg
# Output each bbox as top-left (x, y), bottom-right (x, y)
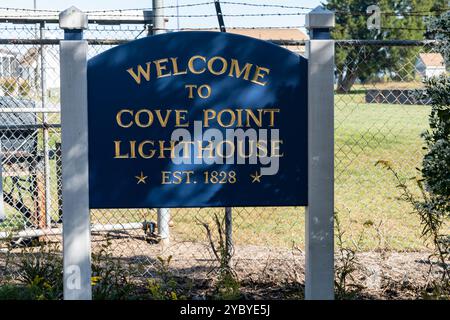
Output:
top-left (154, 110), bottom-right (172, 127)
top-left (203, 109), bottom-right (216, 127)
top-left (172, 171), bottom-right (181, 184)
top-left (185, 84), bottom-right (196, 99)
top-left (116, 109), bottom-right (133, 128)
top-left (135, 109), bottom-right (154, 128)
top-left (198, 84), bottom-right (211, 99)
top-left (158, 140), bottom-right (176, 159)
top-left (126, 62), bottom-right (151, 84)
top-left (229, 59), bottom-right (253, 80)
top-left (256, 140), bottom-right (268, 157)
top-left (126, 57), bottom-right (270, 86)
top-left (236, 140), bottom-right (255, 159)
top-left (129, 140), bottom-right (136, 158)
top-left (216, 141), bottom-right (235, 159)
top-left (235, 109), bottom-right (243, 127)
top-left (184, 171), bottom-right (194, 184)
top-left (246, 109), bottom-right (263, 127)
top-left (264, 109), bottom-right (280, 127)
top-left (114, 140), bottom-right (129, 158)
top-left (161, 171), bottom-right (171, 184)
top-left (178, 141), bottom-right (194, 158)
top-left (251, 66), bottom-right (270, 86)
top-left (188, 55), bottom-right (206, 74)
top-left (175, 110), bottom-right (189, 127)
top-left (171, 57), bottom-right (188, 75)
top-left (217, 109), bottom-right (236, 128)
top-left (138, 141), bottom-right (155, 159)
top-left (207, 56), bottom-right (228, 75)
top-left (271, 140), bottom-right (284, 157)
top-left (154, 58), bottom-right (171, 78)
top-left (197, 141), bottom-right (215, 159)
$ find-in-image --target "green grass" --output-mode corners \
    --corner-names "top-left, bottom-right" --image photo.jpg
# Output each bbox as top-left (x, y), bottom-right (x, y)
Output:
top-left (334, 93), bottom-right (431, 250)
top-left (1, 92), bottom-right (441, 251)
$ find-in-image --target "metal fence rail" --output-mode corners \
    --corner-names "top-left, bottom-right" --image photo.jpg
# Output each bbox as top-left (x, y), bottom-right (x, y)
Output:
top-left (0, 17), bottom-right (442, 282)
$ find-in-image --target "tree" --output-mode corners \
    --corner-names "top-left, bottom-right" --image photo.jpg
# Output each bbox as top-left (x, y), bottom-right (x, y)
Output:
top-left (421, 11), bottom-right (450, 207)
top-left (416, 11), bottom-right (450, 287)
top-left (325, 0), bottom-right (448, 93)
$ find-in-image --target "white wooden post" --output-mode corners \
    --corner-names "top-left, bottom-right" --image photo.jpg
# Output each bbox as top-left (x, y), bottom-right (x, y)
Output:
top-left (305, 6), bottom-right (335, 300)
top-left (59, 6), bottom-right (92, 300)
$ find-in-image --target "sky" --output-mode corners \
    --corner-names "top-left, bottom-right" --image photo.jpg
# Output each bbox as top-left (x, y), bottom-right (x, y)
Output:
top-left (0, 0), bottom-right (323, 30)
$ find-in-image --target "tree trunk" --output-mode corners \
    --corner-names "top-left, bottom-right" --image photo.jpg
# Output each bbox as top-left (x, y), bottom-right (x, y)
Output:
top-left (336, 70), bottom-right (359, 94)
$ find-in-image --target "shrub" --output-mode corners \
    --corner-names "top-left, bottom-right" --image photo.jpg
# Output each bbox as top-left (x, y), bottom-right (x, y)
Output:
top-left (13, 241), bottom-right (63, 300)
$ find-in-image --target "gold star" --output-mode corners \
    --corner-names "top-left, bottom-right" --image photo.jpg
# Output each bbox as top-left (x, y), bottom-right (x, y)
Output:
top-left (135, 171), bottom-right (148, 184)
top-left (250, 171), bottom-right (262, 183)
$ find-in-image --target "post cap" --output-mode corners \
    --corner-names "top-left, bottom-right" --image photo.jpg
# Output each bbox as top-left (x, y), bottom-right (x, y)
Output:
top-left (143, 9), bottom-right (154, 23)
top-left (59, 6), bottom-right (88, 30)
top-left (305, 6), bottom-right (335, 29)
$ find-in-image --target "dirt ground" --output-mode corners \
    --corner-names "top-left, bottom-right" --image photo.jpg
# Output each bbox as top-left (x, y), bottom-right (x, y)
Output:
top-left (0, 232), bottom-right (444, 299)
top-left (90, 233), bottom-right (441, 299)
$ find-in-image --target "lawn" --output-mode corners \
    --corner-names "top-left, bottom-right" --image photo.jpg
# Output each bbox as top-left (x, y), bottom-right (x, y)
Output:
top-left (334, 92), bottom-right (431, 250)
top-left (1, 91), bottom-right (440, 252)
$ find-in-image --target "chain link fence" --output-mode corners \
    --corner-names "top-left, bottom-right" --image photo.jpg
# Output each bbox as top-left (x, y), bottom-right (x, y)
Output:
top-left (334, 40), bottom-right (444, 252)
top-left (0, 19), bottom-right (444, 288)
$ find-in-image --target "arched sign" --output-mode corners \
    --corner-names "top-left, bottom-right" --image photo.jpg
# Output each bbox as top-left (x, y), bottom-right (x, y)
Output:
top-left (87, 31), bottom-right (307, 208)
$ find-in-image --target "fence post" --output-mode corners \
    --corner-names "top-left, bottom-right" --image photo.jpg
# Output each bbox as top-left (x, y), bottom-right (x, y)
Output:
top-left (152, 0), bottom-right (171, 244)
top-left (39, 21), bottom-right (52, 228)
top-left (0, 142), bottom-right (4, 222)
top-left (59, 6), bottom-right (91, 300)
top-left (305, 6), bottom-right (335, 300)
top-left (225, 206), bottom-right (232, 264)
top-left (55, 142), bottom-right (62, 222)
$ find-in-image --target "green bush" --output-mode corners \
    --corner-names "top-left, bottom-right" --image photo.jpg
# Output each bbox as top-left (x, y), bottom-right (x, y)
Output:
top-left (420, 77), bottom-right (450, 203)
top-left (419, 12), bottom-right (450, 286)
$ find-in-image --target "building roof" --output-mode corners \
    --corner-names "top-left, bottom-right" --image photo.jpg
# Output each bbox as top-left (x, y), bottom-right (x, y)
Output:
top-left (184, 28), bottom-right (307, 53)
top-left (226, 28), bottom-right (308, 41)
top-left (19, 47), bottom-right (40, 65)
top-left (418, 53), bottom-right (445, 68)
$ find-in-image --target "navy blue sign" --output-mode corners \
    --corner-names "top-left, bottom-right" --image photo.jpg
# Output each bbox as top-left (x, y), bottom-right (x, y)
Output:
top-left (88, 31), bottom-right (307, 208)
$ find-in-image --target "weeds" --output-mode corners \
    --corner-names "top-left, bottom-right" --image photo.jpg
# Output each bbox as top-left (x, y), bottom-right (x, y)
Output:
top-left (334, 212), bottom-right (365, 299)
top-left (146, 255), bottom-right (191, 300)
top-left (12, 240), bottom-right (63, 300)
top-left (198, 213), bottom-right (241, 300)
top-left (91, 237), bottom-right (136, 300)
